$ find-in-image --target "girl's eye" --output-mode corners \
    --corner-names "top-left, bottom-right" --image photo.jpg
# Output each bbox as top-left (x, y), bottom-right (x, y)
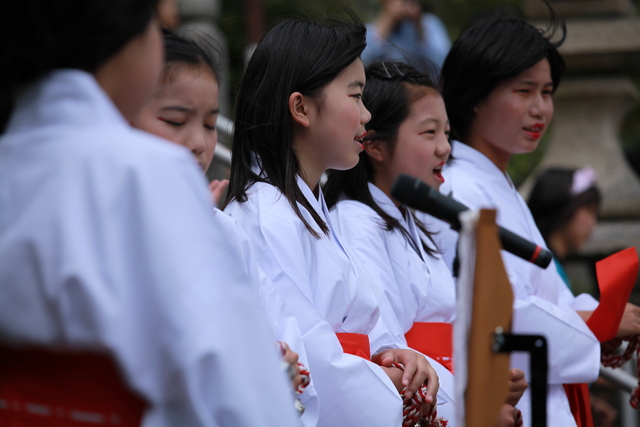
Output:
top-left (542, 90), bottom-right (553, 96)
top-left (515, 89), bottom-right (530, 94)
top-left (205, 125), bottom-right (217, 131)
top-left (351, 94), bottom-right (363, 100)
top-left (419, 130), bottom-right (436, 135)
top-left (158, 117), bottom-right (184, 127)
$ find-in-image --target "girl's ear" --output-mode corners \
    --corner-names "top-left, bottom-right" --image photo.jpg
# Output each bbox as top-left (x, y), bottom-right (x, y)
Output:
top-left (364, 136), bottom-right (387, 163)
top-left (288, 92), bottom-right (310, 128)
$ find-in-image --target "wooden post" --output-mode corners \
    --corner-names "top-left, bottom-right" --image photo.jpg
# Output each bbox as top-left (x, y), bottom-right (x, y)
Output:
top-left (465, 209), bottom-right (513, 426)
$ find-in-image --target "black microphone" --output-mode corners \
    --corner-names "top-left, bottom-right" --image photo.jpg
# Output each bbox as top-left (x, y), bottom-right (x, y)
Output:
top-left (391, 174), bottom-right (552, 269)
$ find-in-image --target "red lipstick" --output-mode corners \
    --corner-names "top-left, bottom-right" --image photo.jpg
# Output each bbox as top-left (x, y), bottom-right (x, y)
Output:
top-left (524, 122), bottom-right (545, 140)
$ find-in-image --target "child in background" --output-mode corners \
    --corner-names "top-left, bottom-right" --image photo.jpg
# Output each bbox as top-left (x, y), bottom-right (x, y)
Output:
top-left (222, 14), bottom-right (440, 427)
top-left (528, 168), bottom-right (619, 427)
top-left (133, 29), bottom-right (228, 204)
top-left (527, 167), bottom-right (600, 290)
top-left (134, 29), bottom-right (316, 421)
top-left (429, 6), bottom-right (640, 426)
top-left (325, 60), bottom-right (527, 427)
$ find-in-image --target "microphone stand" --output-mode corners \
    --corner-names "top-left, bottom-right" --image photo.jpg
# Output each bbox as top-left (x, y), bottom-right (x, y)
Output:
top-left (493, 328), bottom-right (548, 427)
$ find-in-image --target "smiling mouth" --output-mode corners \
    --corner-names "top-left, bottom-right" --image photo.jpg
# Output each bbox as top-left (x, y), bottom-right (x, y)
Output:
top-left (433, 163), bottom-right (445, 183)
top-left (354, 132), bottom-right (367, 148)
top-left (523, 123), bottom-right (544, 138)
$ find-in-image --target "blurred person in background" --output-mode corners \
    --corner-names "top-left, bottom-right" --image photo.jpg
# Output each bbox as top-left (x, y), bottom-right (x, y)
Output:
top-left (528, 167), bottom-right (618, 427)
top-left (528, 167), bottom-right (601, 291)
top-left (362, 0), bottom-right (451, 70)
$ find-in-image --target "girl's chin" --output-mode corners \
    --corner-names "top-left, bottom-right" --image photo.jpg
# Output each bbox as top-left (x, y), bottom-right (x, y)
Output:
top-left (421, 177), bottom-right (442, 191)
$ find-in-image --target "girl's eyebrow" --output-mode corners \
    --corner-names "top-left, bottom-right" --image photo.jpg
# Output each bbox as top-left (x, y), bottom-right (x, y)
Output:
top-left (348, 80), bottom-right (365, 89)
top-left (160, 105), bottom-right (191, 112)
top-left (159, 106), bottom-right (221, 115)
top-left (417, 118), bottom-right (451, 127)
top-left (518, 80), bottom-right (554, 87)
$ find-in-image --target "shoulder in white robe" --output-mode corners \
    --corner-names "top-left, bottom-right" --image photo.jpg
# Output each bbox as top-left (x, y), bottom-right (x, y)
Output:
top-left (224, 177), bottom-right (403, 427)
top-left (0, 70), bottom-right (300, 427)
top-left (432, 140), bottom-right (600, 427)
top-left (330, 183), bottom-right (457, 424)
top-left (212, 208), bottom-right (319, 425)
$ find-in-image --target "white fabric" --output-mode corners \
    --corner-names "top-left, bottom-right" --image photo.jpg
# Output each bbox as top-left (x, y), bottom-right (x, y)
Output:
top-left (330, 183), bottom-right (458, 423)
top-left (213, 209), bottom-right (319, 425)
top-left (452, 209), bottom-right (480, 427)
top-left (0, 70), bottom-right (301, 427)
top-left (420, 141), bottom-right (601, 427)
top-left (224, 178), bottom-right (403, 427)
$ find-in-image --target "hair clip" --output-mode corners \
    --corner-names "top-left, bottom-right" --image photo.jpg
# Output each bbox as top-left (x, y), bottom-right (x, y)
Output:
top-left (393, 62), bottom-right (404, 77)
top-left (570, 167), bottom-right (597, 196)
top-left (381, 62), bottom-right (392, 78)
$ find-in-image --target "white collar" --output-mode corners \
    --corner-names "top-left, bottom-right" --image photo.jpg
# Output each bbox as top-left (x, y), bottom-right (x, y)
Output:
top-left (367, 182), bottom-right (426, 260)
top-left (7, 69), bottom-right (127, 134)
top-left (450, 140), bottom-right (515, 190)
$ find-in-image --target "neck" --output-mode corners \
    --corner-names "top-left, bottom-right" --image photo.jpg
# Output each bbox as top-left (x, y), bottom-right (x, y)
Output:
top-left (465, 133), bottom-right (512, 173)
top-left (373, 172), bottom-right (401, 208)
top-left (293, 152), bottom-right (322, 199)
top-left (291, 129), bottom-right (325, 197)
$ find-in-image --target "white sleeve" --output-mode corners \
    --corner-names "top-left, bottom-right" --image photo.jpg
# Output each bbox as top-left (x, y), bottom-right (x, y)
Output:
top-left (246, 211), bottom-right (403, 427)
top-left (214, 209), bottom-right (319, 426)
top-left (332, 208), bottom-right (412, 351)
top-left (503, 257), bottom-right (599, 384)
top-left (512, 297), bottom-right (600, 384)
top-left (255, 266), bottom-right (320, 426)
top-left (450, 175), bottom-right (601, 385)
top-left (61, 158), bottom-right (300, 427)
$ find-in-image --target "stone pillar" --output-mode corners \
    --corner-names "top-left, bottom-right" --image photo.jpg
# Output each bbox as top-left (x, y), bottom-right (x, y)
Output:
top-left (522, 0), bottom-right (640, 258)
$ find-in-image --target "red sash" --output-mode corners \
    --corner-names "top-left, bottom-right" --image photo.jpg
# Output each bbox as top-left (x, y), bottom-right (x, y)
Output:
top-left (336, 333), bottom-right (371, 360)
top-left (0, 346), bottom-right (146, 427)
top-left (563, 383), bottom-right (593, 427)
top-left (405, 322), bottom-right (453, 372)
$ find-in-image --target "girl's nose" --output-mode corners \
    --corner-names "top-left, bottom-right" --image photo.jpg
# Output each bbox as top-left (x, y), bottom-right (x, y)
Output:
top-left (361, 103), bottom-right (371, 126)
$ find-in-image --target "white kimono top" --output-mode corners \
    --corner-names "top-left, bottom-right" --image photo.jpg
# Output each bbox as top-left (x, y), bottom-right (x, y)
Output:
top-left (426, 141), bottom-right (600, 427)
top-left (212, 209), bottom-right (319, 425)
top-left (330, 183), bottom-right (457, 424)
top-left (224, 178), bottom-right (403, 427)
top-left (0, 70), bottom-right (300, 427)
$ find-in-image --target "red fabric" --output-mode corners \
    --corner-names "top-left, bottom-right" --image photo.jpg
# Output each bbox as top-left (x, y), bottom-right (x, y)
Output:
top-left (405, 322), bottom-right (453, 373)
top-left (0, 346), bottom-right (146, 427)
top-left (587, 247), bottom-right (639, 342)
top-left (336, 333), bottom-right (371, 360)
top-left (563, 383), bottom-right (593, 427)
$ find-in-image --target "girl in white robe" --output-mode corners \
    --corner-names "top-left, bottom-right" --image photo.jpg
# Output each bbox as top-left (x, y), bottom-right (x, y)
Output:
top-left (325, 61), bottom-right (527, 427)
top-left (133, 29), bottom-right (318, 424)
top-left (222, 15), bottom-right (440, 427)
top-left (0, 2), bottom-right (300, 426)
top-left (423, 8), bottom-right (640, 427)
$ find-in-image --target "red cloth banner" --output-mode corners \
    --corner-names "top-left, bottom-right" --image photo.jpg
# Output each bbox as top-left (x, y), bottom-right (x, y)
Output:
top-left (587, 247), bottom-right (639, 342)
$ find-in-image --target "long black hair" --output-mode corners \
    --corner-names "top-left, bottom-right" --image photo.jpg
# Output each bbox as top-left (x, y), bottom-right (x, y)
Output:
top-left (324, 61), bottom-right (440, 256)
top-left (222, 12), bottom-right (366, 238)
top-left (0, 0), bottom-right (160, 132)
top-left (441, 1), bottom-right (565, 142)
